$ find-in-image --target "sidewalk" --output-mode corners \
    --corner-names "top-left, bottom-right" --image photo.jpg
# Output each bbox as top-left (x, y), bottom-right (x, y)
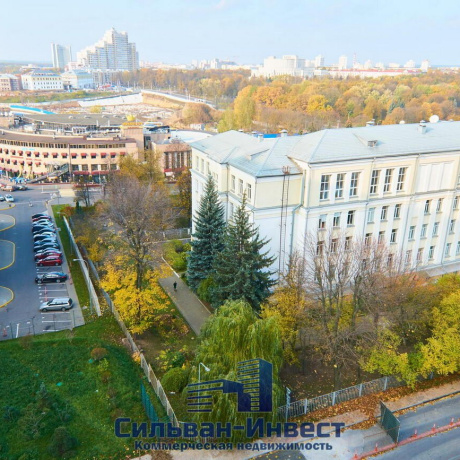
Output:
top-left (159, 273), bottom-right (211, 335)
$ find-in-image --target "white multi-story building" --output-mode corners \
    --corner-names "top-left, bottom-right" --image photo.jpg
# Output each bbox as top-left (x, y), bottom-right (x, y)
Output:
top-left (51, 43), bottom-right (72, 69)
top-left (252, 55), bottom-right (314, 78)
top-left (77, 28), bottom-right (139, 71)
top-left (61, 70), bottom-right (94, 89)
top-left (191, 121), bottom-right (460, 277)
top-left (314, 54), bottom-right (325, 68)
top-left (338, 55), bottom-right (348, 70)
top-left (21, 70), bottom-right (63, 91)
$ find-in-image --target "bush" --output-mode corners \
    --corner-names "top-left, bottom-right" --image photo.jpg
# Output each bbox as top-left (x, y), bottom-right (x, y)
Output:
top-left (164, 240), bottom-right (190, 272)
top-left (157, 350), bottom-right (186, 372)
top-left (197, 277), bottom-right (216, 303)
top-left (90, 348), bottom-right (108, 362)
top-left (48, 426), bottom-right (77, 458)
top-left (161, 367), bottom-right (189, 393)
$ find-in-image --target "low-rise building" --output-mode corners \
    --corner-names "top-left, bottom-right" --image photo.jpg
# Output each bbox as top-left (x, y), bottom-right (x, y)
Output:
top-left (21, 70), bottom-right (63, 91)
top-left (0, 74), bottom-right (20, 92)
top-left (61, 70), bottom-right (94, 89)
top-left (191, 121), bottom-right (460, 277)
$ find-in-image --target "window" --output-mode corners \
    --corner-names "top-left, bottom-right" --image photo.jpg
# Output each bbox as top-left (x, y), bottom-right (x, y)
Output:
top-left (367, 207), bottom-right (375, 223)
top-left (408, 226), bottom-right (415, 240)
top-left (206, 162), bottom-right (210, 174)
top-left (247, 184), bottom-right (252, 200)
top-left (318, 215), bottom-right (327, 229)
top-left (436, 198), bottom-right (443, 212)
top-left (201, 158), bottom-right (204, 173)
top-left (350, 172), bottom-right (359, 197)
top-left (387, 253), bottom-right (394, 266)
top-left (316, 241), bottom-right (324, 255)
top-left (347, 210), bottom-right (355, 226)
top-left (345, 236), bottom-right (352, 250)
top-left (433, 222), bottom-right (439, 236)
top-left (454, 196), bottom-right (459, 210)
top-left (370, 170), bottom-right (380, 194)
top-left (421, 224), bottom-right (428, 238)
top-left (238, 179), bottom-right (244, 196)
top-left (445, 243), bottom-right (452, 257)
top-left (384, 169), bottom-right (393, 192)
top-left (417, 248), bottom-right (423, 263)
top-left (330, 239), bottom-right (338, 253)
top-left (335, 174), bottom-right (344, 198)
top-left (396, 167), bottom-right (407, 191)
top-left (428, 246), bottom-right (435, 259)
top-left (394, 204), bottom-right (401, 219)
top-left (81, 164), bottom-right (88, 171)
top-left (424, 200), bottom-right (431, 214)
top-left (320, 175), bottom-right (330, 200)
top-left (457, 242), bottom-right (460, 256)
top-left (405, 250), bottom-right (412, 264)
top-left (365, 233), bottom-right (372, 246)
top-left (333, 212), bottom-right (341, 227)
top-left (381, 206), bottom-right (388, 221)
top-left (450, 219), bottom-right (455, 233)
top-left (91, 164), bottom-right (98, 171)
top-left (231, 175), bottom-right (236, 191)
top-left (229, 202), bottom-right (234, 219)
top-left (390, 228), bottom-right (397, 243)
top-left (378, 231), bottom-right (385, 244)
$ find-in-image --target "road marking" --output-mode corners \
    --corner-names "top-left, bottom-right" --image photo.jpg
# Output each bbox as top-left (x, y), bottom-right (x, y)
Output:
top-left (41, 320), bottom-right (71, 323)
top-left (16, 323), bottom-right (19, 338)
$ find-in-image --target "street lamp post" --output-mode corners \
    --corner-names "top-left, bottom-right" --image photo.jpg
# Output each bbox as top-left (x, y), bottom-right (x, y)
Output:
top-left (73, 258), bottom-right (93, 315)
top-left (198, 363), bottom-right (210, 413)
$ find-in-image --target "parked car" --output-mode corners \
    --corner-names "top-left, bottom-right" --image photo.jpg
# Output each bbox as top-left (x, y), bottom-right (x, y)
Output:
top-left (34, 238), bottom-right (59, 248)
top-left (35, 272), bottom-right (67, 284)
top-left (39, 297), bottom-right (73, 312)
top-left (33, 242), bottom-right (60, 253)
top-left (35, 250), bottom-right (63, 261)
top-left (5, 194), bottom-right (14, 202)
top-left (1, 185), bottom-right (14, 192)
top-left (32, 224), bottom-right (54, 233)
top-left (33, 234), bottom-right (58, 242)
top-left (33, 228), bottom-right (56, 235)
top-left (17, 185), bottom-right (28, 191)
top-left (36, 256), bottom-right (62, 267)
top-left (32, 213), bottom-right (49, 220)
top-left (0, 195), bottom-right (4, 202)
top-left (33, 217), bottom-right (52, 224)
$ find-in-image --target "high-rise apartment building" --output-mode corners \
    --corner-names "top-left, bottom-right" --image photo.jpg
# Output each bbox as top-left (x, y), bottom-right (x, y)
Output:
top-left (51, 43), bottom-right (72, 69)
top-left (77, 28), bottom-right (139, 71)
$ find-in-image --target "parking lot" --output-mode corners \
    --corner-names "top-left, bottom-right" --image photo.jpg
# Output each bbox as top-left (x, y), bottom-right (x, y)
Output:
top-left (0, 185), bottom-right (85, 340)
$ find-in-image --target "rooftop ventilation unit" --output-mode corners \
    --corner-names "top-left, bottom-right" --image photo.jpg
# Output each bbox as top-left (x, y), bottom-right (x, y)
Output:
top-left (367, 140), bottom-right (378, 147)
top-left (418, 124), bottom-right (427, 134)
top-left (366, 120), bottom-right (375, 127)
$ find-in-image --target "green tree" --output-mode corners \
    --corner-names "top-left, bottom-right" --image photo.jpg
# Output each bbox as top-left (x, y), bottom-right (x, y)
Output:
top-left (176, 167), bottom-right (192, 224)
top-left (187, 176), bottom-right (226, 291)
top-left (191, 299), bottom-right (283, 441)
top-left (213, 195), bottom-right (275, 310)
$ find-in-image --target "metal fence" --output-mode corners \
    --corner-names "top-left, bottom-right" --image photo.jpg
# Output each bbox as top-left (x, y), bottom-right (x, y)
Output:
top-left (63, 216), bottom-right (101, 316)
top-left (163, 227), bottom-right (191, 241)
top-left (141, 383), bottom-right (161, 423)
top-left (277, 375), bottom-right (402, 419)
top-left (102, 289), bottom-right (179, 427)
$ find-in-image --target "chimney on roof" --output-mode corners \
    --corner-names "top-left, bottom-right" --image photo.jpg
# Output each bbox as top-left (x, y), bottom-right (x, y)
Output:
top-left (418, 123), bottom-right (427, 134)
top-left (258, 133), bottom-right (263, 142)
top-left (280, 129), bottom-right (288, 138)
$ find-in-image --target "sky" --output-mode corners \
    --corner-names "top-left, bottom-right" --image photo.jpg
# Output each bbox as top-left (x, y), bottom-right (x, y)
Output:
top-left (2, 0), bottom-right (460, 65)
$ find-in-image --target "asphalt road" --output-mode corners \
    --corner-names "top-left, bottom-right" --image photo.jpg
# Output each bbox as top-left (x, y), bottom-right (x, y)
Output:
top-left (379, 426), bottom-right (460, 459)
top-left (0, 186), bottom-right (84, 338)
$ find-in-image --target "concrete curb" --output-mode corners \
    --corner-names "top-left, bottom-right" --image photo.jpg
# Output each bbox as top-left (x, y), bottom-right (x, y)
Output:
top-left (0, 286), bottom-right (14, 308)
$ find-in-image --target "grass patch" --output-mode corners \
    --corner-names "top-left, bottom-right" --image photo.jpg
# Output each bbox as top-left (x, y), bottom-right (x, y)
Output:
top-left (52, 205), bottom-right (91, 320)
top-left (0, 316), bottom-right (165, 459)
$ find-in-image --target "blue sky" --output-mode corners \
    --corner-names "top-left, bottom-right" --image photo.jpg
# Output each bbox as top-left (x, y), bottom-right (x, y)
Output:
top-left (2, 0), bottom-right (460, 65)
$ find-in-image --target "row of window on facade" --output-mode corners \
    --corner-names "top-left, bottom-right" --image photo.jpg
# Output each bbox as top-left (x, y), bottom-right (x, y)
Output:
top-left (231, 175), bottom-right (252, 200)
top-left (72, 164), bottom-right (118, 172)
top-left (317, 235), bottom-right (457, 263)
top-left (320, 167), bottom-right (407, 200)
top-left (0, 141), bottom-right (126, 149)
top-left (0, 149), bottom-right (123, 159)
top-left (319, 196), bottom-right (459, 229)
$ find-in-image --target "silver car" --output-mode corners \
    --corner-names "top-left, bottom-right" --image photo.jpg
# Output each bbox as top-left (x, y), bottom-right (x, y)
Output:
top-left (39, 297), bottom-right (73, 312)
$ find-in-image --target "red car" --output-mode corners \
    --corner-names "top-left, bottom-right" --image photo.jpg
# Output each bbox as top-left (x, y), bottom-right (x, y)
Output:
top-left (36, 256), bottom-right (63, 267)
top-left (35, 251), bottom-right (62, 261)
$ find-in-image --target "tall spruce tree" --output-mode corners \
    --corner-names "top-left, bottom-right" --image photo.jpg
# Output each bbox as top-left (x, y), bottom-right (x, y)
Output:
top-left (187, 176), bottom-right (226, 291)
top-left (213, 195), bottom-right (276, 310)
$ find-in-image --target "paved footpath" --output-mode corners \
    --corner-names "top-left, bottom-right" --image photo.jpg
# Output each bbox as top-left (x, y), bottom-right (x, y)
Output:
top-left (159, 273), bottom-right (211, 335)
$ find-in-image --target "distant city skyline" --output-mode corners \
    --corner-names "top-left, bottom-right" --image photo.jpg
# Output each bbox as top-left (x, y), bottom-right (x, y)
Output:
top-left (2, 0), bottom-right (460, 65)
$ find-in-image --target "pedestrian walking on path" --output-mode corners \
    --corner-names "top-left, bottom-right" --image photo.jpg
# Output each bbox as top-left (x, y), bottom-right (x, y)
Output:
top-left (173, 281), bottom-right (177, 291)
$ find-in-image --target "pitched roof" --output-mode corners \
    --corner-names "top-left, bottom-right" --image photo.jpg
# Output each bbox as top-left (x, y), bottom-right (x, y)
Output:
top-left (191, 122), bottom-right (460, 177)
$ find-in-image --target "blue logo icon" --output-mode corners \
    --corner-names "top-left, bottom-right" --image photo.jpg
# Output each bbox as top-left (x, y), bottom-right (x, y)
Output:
top-left (187, 359), bottom-right (273, 413)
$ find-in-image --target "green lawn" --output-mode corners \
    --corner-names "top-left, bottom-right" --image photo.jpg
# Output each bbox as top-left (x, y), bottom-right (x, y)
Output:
top-left (0, 317), bottom-right (165, 460)
top-left (52, 205), bottom-right (92, 321)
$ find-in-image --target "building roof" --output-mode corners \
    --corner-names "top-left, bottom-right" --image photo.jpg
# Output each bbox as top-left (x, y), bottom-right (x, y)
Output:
top-left (17, 112), bottom-right (126, 127)
top-left (23, 70), bottom-right (60, 77)
top-left (191, 122), bottom-right (460, 177)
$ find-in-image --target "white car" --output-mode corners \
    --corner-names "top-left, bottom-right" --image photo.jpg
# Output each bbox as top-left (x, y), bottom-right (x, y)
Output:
top-left (5, 194), bottom-right (14, 202)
